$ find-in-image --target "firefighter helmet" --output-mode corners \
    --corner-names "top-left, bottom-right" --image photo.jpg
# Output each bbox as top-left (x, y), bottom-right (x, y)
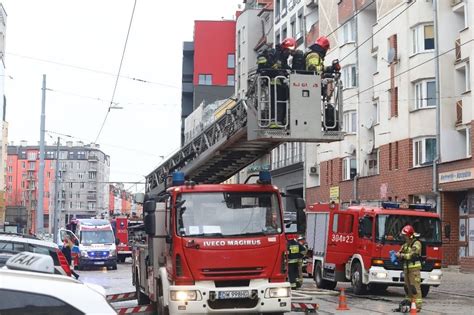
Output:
top-left (401, 225), bottom-right (415, 238)
top-left (281, 37), bottom-right (296, 50)
top-left (315, 36), bottom-right (330, 51)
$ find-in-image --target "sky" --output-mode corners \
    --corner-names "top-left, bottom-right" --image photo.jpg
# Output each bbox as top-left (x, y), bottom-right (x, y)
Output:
top-left (2, 0), bottom-right (242, 193)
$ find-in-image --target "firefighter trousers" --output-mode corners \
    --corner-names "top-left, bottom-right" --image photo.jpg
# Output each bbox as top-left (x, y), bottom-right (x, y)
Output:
top-left (403, 267), bottom-right (422, 309)
top-left (288, 261), bottom-right (299, 288)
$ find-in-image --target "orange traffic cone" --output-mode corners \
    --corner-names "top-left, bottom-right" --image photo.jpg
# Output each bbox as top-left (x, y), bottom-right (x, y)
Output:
top-left (409, 299), bottom-right (417, 314)
top-left (336, 288), bottom-right (350, 310)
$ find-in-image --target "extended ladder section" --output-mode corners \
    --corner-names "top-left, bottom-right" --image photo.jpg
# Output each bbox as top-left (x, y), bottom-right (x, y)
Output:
top-left (146, 71), bottom-right (344, 197)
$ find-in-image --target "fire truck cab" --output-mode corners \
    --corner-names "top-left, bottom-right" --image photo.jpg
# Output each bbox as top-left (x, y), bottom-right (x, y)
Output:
top-left (306, 202), bottom-right (442, 297)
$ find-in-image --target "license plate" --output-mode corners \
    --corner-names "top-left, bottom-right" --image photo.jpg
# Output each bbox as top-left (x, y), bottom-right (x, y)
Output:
top-left (94, 261), bottom-right (105, 265)
top-left (217, 290), bottom-right (250, 299)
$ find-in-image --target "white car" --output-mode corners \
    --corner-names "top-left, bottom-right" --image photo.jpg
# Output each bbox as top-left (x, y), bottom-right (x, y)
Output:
top-left (0, 232), bottom-right (72, 276)
top-left (0, 252), bottom-right (116, 314)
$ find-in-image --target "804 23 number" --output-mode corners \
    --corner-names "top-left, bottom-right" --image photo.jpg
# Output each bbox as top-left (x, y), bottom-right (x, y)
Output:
top-left (331, 234), bottom-right (354, 243)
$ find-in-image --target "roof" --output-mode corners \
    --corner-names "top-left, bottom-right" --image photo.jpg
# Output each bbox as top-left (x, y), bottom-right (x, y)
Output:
top-left (0, 234), bottom-right (59, 249)
top-left (0, 269), bottom-right (115, 314)
top-left (169, 183), bottom-right (280, 193)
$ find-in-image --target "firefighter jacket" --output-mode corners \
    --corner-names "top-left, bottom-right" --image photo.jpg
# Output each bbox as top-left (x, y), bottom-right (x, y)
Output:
top-left (288, 239), bottom-right (307, 264)
top-left (257, 48), bottom-right (276, 70)
top-left (398, 237), bottom-right (422, 269)
top-left (291, 50), bottom-right (306, 71)
top-left (305, 43), bottom-right (327, 73)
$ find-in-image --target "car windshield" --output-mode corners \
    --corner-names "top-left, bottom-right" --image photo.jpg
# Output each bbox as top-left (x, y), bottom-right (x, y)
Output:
top-left (177, 192), bottom-right (282, 237)
top-left (376, 214), bottom-right (441, 244)
top-left (80, 230), bottom-right (115, 245)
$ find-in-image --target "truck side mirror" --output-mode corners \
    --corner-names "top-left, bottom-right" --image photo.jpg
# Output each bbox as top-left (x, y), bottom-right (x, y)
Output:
top-left (144, 213), bottom-right (155, 235)
top-left (115, 238), bottom-right (120, 246)
top-left (296, 208), bottom-right (306, 235)
top-left (295, 198), bottom-right (306, 210)
top-left (165, 235), bottom-right (172, 244)
top-left (144, 200), bottom-right (156, 214)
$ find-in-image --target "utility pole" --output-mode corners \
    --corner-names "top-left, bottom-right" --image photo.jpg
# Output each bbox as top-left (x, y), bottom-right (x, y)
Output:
top-left (53, 137), bottom-right (60, 243)
top-left (433, 0), bottom-right (441, 215)
top-left (37, 74), bottom-right (46, 234)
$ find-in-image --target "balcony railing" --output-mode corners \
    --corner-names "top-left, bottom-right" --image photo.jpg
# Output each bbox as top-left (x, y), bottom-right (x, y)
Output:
top-left (451, 0), bottom-right (463, 6)
top-left (455, 38), bottom-right (461, 61)
top-left (456, 100), bottom-right (463, 126)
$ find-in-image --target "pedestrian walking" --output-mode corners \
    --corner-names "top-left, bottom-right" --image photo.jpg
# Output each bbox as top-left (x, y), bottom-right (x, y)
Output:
top-left (62, 235), bottom-right (80, 279)
top-left (395, 225), bottom-right (422, 312)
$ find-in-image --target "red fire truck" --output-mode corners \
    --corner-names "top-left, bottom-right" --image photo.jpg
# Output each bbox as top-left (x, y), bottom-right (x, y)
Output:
top-left (305, 202), bottom-right (443, 297)
top-left (110, 217), bottom-right (143, 263)
top-left (132, 70), bottom-right (344, 314)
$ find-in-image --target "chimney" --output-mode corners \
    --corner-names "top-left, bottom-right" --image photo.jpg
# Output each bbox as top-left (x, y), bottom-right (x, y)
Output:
top-left (76, 141), bottom-right (84, 147)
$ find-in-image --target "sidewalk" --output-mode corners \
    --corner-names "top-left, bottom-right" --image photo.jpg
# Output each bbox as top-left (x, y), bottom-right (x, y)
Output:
top-left (432, 266), bottom-right (474, 296)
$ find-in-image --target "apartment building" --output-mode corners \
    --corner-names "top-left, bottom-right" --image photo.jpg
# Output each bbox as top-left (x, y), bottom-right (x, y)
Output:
top-left (303, 0), bottom-right (473, 268)
top-left (0, 4), bottom-right (7, 229)
top-left (6, 142), bottom-right (110, 231)
top-left (108, 184), bottom-right (134, 216)
top-left (180, 20), bottom-right (236, 145)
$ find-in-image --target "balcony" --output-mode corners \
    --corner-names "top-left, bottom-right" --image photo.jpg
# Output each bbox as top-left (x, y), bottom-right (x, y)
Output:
top-left (455, 38), bottom-right (461, 62)
top-left (456, 100), bottom-right (463, 126)
top-left (88, 155), bottom-right (99, 162)
top-left (451, 0), bottom-right (463, 6)
top-left (87, 194), bottom-right (97, 201)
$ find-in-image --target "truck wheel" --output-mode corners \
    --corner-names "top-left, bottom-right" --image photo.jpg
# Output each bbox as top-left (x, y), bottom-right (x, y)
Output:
top-left (368, 283), bottom-right (388, 294)
top-left (314, 261), bottom-right (337, 290)
top-left (421, 285), bottom-right (430, 297)
top-left (157, 282), bottom-right (169, 315)
top-left (351, 262), bottom-right (367, 295)
top-left (135, 272), bottom-right (150, 305)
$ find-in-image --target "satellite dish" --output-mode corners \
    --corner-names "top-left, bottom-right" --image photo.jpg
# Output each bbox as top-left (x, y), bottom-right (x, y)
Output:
top-left (387, 47), bottom-right (396, 63)
top-left (365, 141), bottom-right (374, 155)
top-left (365, 117), bottom-right (374, 130)
top-left (345, 143), bottom-right (356, 155)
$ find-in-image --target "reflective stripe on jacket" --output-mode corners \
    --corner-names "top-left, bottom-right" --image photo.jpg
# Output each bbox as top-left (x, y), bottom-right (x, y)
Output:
top-left (305, 52), bottom-right (324, 73)
top-left (399, 238), bottom-right (422, 269)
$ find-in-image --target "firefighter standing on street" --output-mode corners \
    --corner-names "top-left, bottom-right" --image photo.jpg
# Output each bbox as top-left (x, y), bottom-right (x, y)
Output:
top-left (395, 225), bottom-right (423, 312)
top-left (296, 236), bottom-right (308, 288)
top-left (287, 236), bottom-right (307, 289)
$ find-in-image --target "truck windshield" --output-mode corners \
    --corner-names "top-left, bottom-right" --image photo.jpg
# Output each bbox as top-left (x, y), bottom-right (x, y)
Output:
top-left (177, 192), bottom-right (282, 237)
top-left (376, 214), bottom-right (441, 244)
top-left (80, 230), bottom-right (115, 245)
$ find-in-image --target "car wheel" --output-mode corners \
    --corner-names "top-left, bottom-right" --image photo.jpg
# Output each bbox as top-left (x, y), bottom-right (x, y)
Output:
top-left (136, 273), bottom-right (150, 305)
top-left (421, 285), bottom-right (430, 297)
top-left (314, 261), bottom-right (337, 290)
top-left (351, 262), bottom-right (367, 295)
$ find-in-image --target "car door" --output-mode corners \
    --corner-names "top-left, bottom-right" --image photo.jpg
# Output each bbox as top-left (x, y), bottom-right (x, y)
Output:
top-left (325, 211), bottom-right (356, 274)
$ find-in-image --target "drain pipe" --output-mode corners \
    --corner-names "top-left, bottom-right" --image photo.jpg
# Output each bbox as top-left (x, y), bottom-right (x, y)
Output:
top-left (353, 174), bottom-right (359, 204)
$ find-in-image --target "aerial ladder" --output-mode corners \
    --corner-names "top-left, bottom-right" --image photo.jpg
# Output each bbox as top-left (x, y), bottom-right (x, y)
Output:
top-left (145, 70), bottom-right (344, 196)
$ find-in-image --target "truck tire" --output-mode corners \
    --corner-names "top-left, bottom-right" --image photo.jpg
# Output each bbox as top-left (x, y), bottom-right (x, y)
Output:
top-left (368, 283), bottom-right (388, 294)
top-left (135, 272), bottom-right (150, 305)
top-left (351, 262), bottom-right (367, 295)
top-left (157, 282), bottom-right (169, 315)
top-left (314, 261), bottom-right (337, 290)
top-left (421, 285), bottom-right (430, 297)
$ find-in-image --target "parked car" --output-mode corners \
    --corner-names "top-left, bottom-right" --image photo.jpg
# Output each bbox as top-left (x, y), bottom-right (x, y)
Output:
top-left (0, 251), bottom-right (116, 314)
top-left (0, 232), bottom-right (71, 276)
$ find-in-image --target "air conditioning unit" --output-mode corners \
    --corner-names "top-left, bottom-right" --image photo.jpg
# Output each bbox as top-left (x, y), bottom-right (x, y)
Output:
top-left (309, 165), bottom-right (319, 175)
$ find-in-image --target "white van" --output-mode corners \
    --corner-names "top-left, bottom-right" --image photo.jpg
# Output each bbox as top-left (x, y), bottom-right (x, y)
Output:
top-left (60, 219), bottom-right (117, 270)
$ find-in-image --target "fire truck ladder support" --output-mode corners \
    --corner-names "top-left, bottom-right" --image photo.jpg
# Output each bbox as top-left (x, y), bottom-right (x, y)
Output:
top-left (146, 72), bottom-right (344, 196)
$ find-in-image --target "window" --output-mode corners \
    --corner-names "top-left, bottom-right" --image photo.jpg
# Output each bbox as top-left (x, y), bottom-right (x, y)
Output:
top-left (27, 152), bottom-right (37, 160)
top-left (343, 157), bottom-right (357, 180)
top-left (80, 182), bottom-right (85, 189)
top-left (69, 182), bottom-right (73, 189)
top-left (28, 161), bottom-right (35, 170)
top-left (227, 54), bottom-right (235, 69)
top-left (275, 0), bottom-right (281, 17)
top-left (342, 65), bottom-right (357, 88)
top-left (282, 25), bottom-right (287, 40)
top-left (332, 213), bottom-right (354, 234)
top-left (76, 192), bottom-right (80, 198)
top-left (78, 173), bottom-right (83, 179)
top-left (227, 75), bottom-right (235, 86)
top-left (340, 19), bottom-right (356, 44)
top-left (0, 289), bottom-right (83, 315)
top-left (298, 13), bottom-right (304, 38)
top-left (69, 201), bottom-right (73, 209)
top-left (414, 80), bottom-right (436, 109)
top-left (275, 32), bottom-right (281, 47)
top-left (373, 100), bottom-right (380, 123)
top-left (198, 74), bottom-right (212, 85)
top-left (290, 20), bottom-right (296, 38)
top-left (343, 111), bottom-right (357, 133)
top-left (413, 137), bottom-right (436, 167)
top-left (367, 150), bottom-right (379, 176)
top-left (412, 24), bottom-right (434, 53)
top-left (89, 171), bottom-right (96, 180)
top-left (59, 151), bottom-right (68, 159)
top-left (456, 62), bottom-right (470, 93)
top-left (468, 127), bottom-right (472, 157)
top-left (21, 161), bottom-right (25, 168)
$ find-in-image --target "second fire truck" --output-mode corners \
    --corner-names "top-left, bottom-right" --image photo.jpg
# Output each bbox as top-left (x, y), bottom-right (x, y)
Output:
top-left (305, 202), bottom-right (443, 297)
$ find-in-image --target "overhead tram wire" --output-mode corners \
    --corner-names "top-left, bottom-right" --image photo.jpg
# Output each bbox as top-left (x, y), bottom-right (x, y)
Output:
top-left (94, 0), bottom-right (138, 144)
top-left (7, 52), bottom-right (180, 89)
top-left (343, 38), bottom-right (474, 103)
top-left (340, 0), bottom-right (417, 62)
